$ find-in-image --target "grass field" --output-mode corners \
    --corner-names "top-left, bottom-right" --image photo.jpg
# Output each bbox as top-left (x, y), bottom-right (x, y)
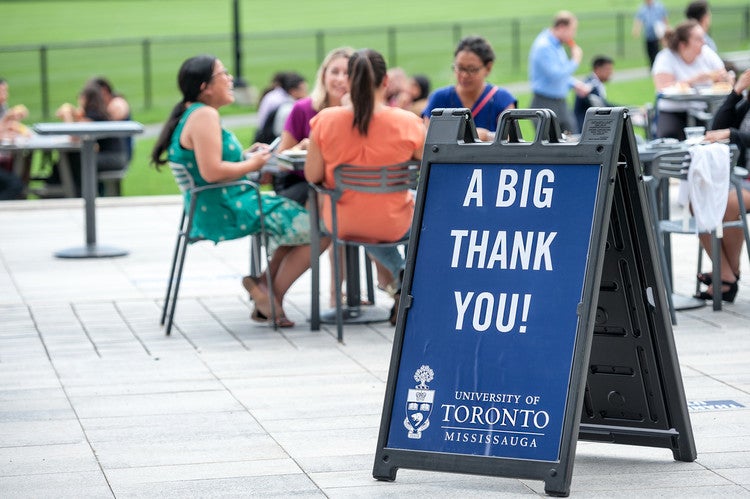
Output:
top-left (2, 0), bottom-right (748, 195)
top-left (3, 0), bottom-right (748, 122)
top-left (2, 0), bottom-right (746, 43)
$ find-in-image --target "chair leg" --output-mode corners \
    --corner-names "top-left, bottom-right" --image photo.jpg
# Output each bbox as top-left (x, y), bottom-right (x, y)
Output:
top-left (332, 239), bottom-right (344, 343)
top-left (309, 188), bottom-right (321, 331)
top-left (249, 233), bottom-right (262, 278)
top-left (646, 177), bottom-right (677, 324)
top-left (161, 211), bottom-right (187, 326)
top-left (711, 233), bottom-right (722, 311)
top-left (656, 177), bottom-right (674, 289)
top-left (264, 232), bottom-right (277, 331)
top-left (165, 234), bottom-right (190, 336)
top-left (659, 236), bottom-right (678, 325)
top-left (734, 180), bottom-right (750, 272)
top-left (742, 217), bottom-right (750, 272)
top-left (364, 251), bottom-right (375, 305)
top-left (695, 241), bottom-right (704, 296)
top-left (161, 237), bottom-right (180, 326)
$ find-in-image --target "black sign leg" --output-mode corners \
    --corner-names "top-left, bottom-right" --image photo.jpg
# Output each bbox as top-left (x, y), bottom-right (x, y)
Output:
top-left (372, 459), bottom-right (397, 482)
top-left (578, 118), bottom-right (696, 463)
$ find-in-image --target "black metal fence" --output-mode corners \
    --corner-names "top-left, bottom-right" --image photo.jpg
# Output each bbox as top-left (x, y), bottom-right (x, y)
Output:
top-left (2, 5), bottom-right (749, 121)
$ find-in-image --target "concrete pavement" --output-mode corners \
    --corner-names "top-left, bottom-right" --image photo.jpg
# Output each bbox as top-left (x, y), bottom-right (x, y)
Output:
top-left (0, 192), bottom-right (748, 497)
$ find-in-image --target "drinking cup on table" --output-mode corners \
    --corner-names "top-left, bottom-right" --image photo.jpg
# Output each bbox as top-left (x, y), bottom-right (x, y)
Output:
top-left (684, 126), bottom-right (705, 141)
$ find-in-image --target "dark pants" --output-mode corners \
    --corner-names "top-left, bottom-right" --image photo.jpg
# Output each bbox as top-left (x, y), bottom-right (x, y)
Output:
top-left (0, 167), bottom-right (24, 200)
top-left (272, 172), bottom-right (308, 206)
top-left (530, 93), bottom-right (577, 134)
top-left (646, 39), bottom-right (660, 68)
top-left (656, 110), bottom-right (709, 141)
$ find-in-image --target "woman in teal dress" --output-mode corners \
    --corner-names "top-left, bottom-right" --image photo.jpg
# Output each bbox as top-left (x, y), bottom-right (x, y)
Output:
top-left (151, 55), bottom-right (323, 327)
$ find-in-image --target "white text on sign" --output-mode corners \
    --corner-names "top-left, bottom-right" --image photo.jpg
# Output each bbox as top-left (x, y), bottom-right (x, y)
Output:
top-left (463, 168), bottom-right (555, 208)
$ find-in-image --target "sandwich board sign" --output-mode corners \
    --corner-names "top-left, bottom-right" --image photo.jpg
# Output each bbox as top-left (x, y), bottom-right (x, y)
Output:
top-left (373, 108), bottom-right (695, 496)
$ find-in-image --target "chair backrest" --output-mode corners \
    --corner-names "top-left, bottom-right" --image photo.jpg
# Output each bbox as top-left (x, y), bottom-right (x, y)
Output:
top-left (652, 150), bottom-right (691, 180)
top-left (652, 146), bottom-right (739, 181)
top-left (168, 161), bottom-right (196, 193)
top-left (333, 161), bottom-right (419, 195)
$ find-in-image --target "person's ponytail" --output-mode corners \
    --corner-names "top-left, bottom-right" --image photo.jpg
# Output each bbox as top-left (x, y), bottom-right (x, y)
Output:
top-left (151, 101), bottom-right (186, 167)
top-left (349, 49), bottom-right (387, 136)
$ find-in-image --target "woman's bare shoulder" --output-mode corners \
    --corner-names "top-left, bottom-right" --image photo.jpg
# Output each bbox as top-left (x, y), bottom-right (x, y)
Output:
top-left (184, 104), bottom-right (220, 126)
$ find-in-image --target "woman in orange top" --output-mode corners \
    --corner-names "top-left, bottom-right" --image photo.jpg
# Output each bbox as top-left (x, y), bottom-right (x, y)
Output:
top-left (305, 48), bottom-right (426, 323)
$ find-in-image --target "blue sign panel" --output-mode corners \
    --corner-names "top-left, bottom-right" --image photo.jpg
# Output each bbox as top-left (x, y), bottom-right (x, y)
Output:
top-left (386, 162), bottom-right (601, 462)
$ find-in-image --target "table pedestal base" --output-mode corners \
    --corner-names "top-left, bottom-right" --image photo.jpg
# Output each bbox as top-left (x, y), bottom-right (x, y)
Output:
top-left (55, 244), bottom-right (129, 259)
top-left (672, 293), bottom-right (706, 311)
top-left (319, 306), bottom-right (390, 324)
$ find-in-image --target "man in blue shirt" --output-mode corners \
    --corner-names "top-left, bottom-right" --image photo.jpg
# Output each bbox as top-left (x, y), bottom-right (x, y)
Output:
top-left (632, 0), bottom-right (669, 67)
top-left (528, 11), bottom-right (590, 134)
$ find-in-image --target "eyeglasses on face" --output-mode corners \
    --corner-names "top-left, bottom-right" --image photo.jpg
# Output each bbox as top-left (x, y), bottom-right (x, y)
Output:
top-left (451, 64), bottom-right (484, 75)
top-left (211, 69), bottom-right (231, 79)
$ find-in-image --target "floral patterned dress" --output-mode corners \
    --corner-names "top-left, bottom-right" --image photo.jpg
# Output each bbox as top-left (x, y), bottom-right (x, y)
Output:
top-left (167, 103), bottom-right (309, 250)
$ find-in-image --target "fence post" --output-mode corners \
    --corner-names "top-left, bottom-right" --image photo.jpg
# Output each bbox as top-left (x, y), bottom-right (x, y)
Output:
top-left (388, 26), bottom-right (397, 67)
top-left (617, 13), bottom-right (625, 58)
top-left (512, 18), bottom-right (520, 72)
top-left (142, 39), bottom-right (152, 110)
top-left (452, 23), bottom-right (461, 44)
top-left (39, 45), bottom-right (49, 119)
top-left (316, 30), bottom-right (325, 65)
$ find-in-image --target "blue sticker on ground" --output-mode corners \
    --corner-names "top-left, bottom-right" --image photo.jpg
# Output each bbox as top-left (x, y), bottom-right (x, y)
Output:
top-left (688, 400), bottom-right (745, 411)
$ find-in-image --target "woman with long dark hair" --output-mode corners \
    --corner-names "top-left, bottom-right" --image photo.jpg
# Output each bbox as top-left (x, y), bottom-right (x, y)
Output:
top-left (304, 49), bottom-right (426, 324)
top-left (55, 80), bottom-right (129, 196)
top-left (152, 54), bottom-right (324, 327)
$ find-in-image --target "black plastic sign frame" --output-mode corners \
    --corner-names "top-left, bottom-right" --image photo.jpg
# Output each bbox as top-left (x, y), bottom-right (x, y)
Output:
top-left (372, 108), bottom-right (695, 496)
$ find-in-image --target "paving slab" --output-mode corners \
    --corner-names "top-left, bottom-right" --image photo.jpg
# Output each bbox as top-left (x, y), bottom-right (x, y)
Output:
top-left (0, 196), bottom-right (749, 497)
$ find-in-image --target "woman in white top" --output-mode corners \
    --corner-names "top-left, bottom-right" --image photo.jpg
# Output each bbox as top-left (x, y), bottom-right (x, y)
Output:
top-left (652, 20), bottom-right (733, 140)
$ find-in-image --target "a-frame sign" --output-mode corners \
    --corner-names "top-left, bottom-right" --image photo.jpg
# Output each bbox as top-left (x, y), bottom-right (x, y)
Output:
top-left (373, 108), bottom-right (695, 496)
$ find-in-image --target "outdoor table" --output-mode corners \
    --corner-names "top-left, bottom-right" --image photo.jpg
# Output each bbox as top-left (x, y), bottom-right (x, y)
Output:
top-left (657, 88), bottom-right (731, 126)
top-left (657, 89), bottom-right (730, 107)
top-left (33, 121), bottom-right (144, 258)
top-left (0, 134), bottom-right (80, 197)
top-left (271, 150), bottom-right (306, 172)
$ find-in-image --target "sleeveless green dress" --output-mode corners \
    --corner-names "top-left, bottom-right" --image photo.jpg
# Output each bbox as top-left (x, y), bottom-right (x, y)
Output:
top-left (167, 103), bottom-right (310, 250)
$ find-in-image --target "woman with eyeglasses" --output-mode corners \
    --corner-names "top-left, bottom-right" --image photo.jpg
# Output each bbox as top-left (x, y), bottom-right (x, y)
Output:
top-left (151, 55), bottom-right (327, 328)
top-left (421, 35), bottom-right (517, 142)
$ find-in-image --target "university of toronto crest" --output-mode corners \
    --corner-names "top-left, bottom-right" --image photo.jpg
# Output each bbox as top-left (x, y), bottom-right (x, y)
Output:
top-left (404, 365), bottom-right (435, 439)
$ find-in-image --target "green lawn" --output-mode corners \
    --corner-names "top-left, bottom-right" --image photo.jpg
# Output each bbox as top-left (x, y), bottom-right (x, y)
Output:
top-left (2, 0), bottom-right (745, 43)
top-left (3, 0), bottom-right (748, 123)
top-left (123, 78), bottom-right (656, 197)
top-left (124, 126), bottom-right (256, 197)
top-left (3, 0), bottom-right (748, 195)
